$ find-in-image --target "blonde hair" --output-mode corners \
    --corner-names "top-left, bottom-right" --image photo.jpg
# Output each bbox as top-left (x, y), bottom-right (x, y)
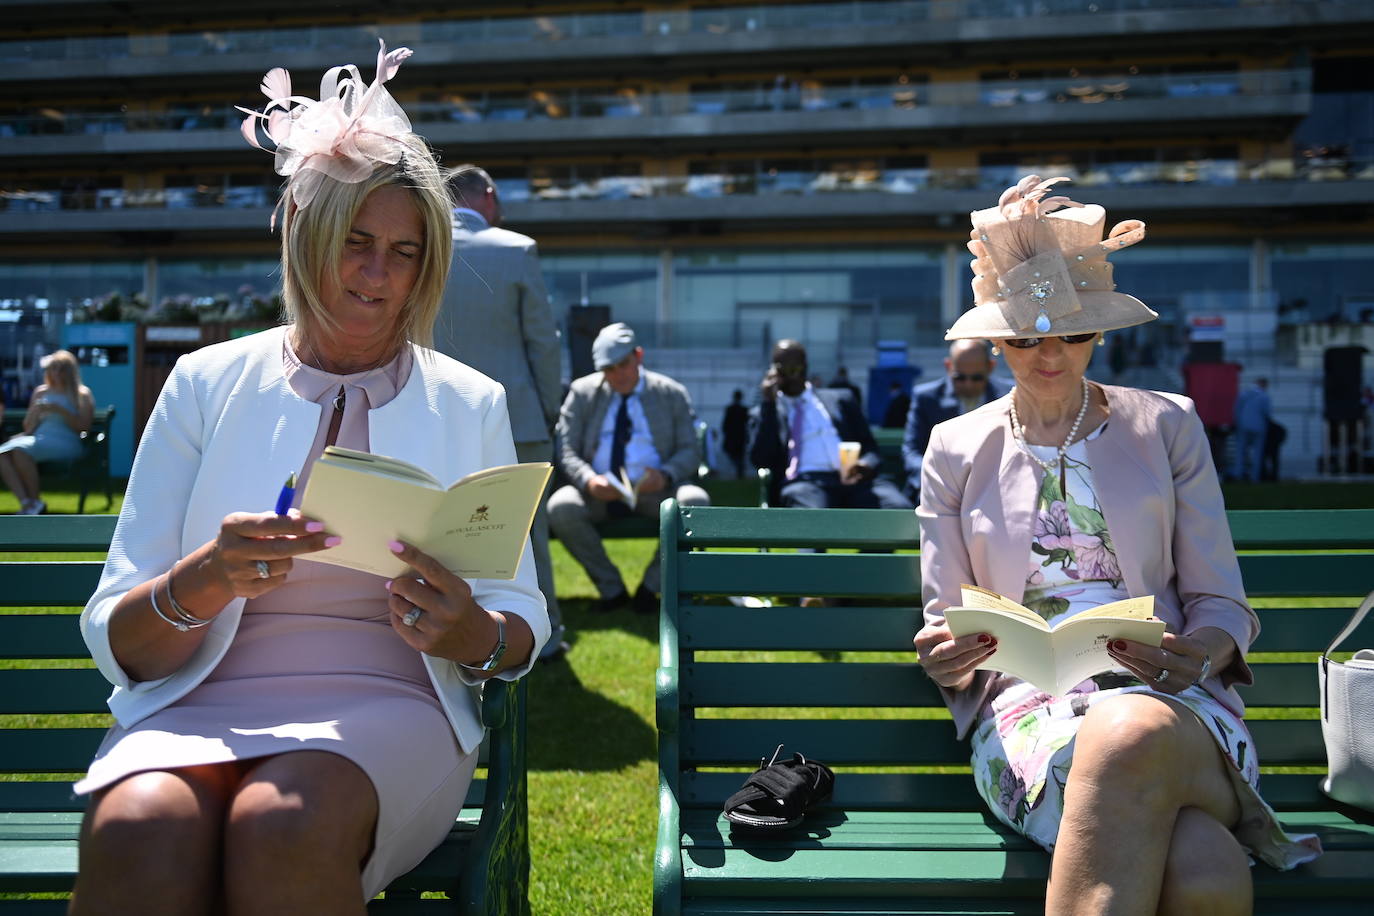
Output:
top-left (40, 349), bottom-right (81, 394)
top-left (279, 133), bottom-right (453, 351)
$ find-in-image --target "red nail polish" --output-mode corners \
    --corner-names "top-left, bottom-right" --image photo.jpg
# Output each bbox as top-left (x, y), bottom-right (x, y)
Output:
top-left (977, 634), bottom-right (992, 644)
top-left (1110, 640), bottom-right (1126, 652)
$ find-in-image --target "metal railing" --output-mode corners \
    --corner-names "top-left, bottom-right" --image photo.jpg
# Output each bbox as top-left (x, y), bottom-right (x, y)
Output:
top-left (4, 154), bottom-right (1370, 213)
top-left (0, 68), bottom-right (1307, 139)
top-left (0, 0), bottom-right (1324, 64)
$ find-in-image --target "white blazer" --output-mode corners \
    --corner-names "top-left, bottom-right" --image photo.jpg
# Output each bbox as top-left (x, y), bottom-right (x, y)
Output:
top-left (80, 327), bottom-right (549, 755)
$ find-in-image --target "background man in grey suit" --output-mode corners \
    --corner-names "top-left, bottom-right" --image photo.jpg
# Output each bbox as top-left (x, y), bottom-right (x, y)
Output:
top-left (434, 164), bottom-right (567, 658)
top-left (549, 322), bottom-right (709, 614)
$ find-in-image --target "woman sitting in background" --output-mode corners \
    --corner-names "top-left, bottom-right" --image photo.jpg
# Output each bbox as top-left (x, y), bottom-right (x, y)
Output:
top-left (914, 176), bottom-right (1320, 915)
top-left (0, 349), bottom-right (94, 514)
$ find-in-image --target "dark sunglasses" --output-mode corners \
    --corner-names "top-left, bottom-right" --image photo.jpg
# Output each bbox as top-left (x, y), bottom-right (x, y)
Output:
top-left (1004, 333), bottom-right (1098, 349)
top-left (951, 373), bottom-right (987, 383)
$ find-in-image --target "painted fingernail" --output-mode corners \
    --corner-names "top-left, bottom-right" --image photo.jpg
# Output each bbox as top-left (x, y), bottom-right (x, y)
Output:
top-left (324, 536), bottom-right (342, 547)
top-left (388, 540), bottom-right (404, 553)
top-left (977, 634), bottom-right (992, 644)
top-left (384, 579), bottom-right (392, 591)
top-left (1110, 640), bottom-right (1126, 652)
top-left (305, 521), bottom-right (325, 533)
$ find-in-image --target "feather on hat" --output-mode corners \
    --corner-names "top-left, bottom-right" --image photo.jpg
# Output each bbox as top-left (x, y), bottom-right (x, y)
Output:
top-left (237, 38), bottom-right (415, 228)
top-left (947, 175), bottom-right (1157, 340)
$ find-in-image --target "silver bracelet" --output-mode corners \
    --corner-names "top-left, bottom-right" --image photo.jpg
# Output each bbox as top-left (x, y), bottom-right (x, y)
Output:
top-left (165, 570), bottom-right (211, 626)
top-left (149, 579), bottom-right (192, 633)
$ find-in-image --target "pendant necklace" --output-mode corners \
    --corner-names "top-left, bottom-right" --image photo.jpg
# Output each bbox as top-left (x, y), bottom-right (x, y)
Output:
top-left (1010, 377), bottom-right (1091, 493)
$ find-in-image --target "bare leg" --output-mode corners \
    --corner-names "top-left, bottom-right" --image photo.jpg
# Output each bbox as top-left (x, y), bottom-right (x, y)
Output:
top-left (224, 750), bottom-right (378, 915)
top-left (69, 763), bottom-right (244, 916)
top-left (1158, 807), bottom-right (1252, 916)
top-left (10, 450), bottom-right (41, 504)
top-left (1045, 693), bottom-right (1246, 916)
top-left (0, 452), bottom-right (31, 505)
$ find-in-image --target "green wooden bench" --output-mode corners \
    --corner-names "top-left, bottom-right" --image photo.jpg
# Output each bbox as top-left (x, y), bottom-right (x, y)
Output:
top-left (654, 502), bottom-right (1374, 915)
top-left (1, 407), bottom-right (118, 513)
top-left (0, 514), bottom-right (530, 914)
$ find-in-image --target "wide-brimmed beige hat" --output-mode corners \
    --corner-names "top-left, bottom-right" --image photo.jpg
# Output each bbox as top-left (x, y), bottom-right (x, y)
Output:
top-left (946, 175), bottom-right (1158, 341)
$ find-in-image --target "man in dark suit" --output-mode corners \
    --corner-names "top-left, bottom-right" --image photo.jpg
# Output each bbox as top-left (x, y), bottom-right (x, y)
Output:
top-left (901, 339), bottom-right (1007, 503)
top-left (749, 339), bottom-right (910, 510)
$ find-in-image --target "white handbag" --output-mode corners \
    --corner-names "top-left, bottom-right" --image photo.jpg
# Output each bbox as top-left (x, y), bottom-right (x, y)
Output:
top-left (1319, 589), bottom-right (1374, 812)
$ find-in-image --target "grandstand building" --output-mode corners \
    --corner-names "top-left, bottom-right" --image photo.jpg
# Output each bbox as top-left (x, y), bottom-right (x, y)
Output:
top-left (2, 0), bottom-right (1372, 474)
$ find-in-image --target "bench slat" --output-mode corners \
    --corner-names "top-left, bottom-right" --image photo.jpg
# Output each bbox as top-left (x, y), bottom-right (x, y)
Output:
top-left (0, 615), bottom-right (89, 658)
top-left (681, 846), bottom-right (1374, 899)
top-left (0, 729), bottom-right (108, 773)
top-left (681, 808), bottom-right (1374, 852)
top-left (1226, 509), bottom-right (1374, 550)
top-left (680, 719), bottom-right (1329, 768)
top-left (679, 506), bottom-right (920, 549)
top-left (679, 553), bottom-right (920, 598)
top-left (677, 772), bottom-right (1350, 813)
top-left (1238, 554), bottom-right (1374, 598)
top-left (0, 564), bottom-right (104, 608)
top-left (0, 517), bottom-right (116, 553)
top-left (679, 661), bottom-right (1328, 709)
top-left (677, 604), bottom-right (1372, 654)
top-left (671, 508), bottom-right (1374, 552)
top-left (0, 670), bottom-right (112, 714)
top-left (675, 552), bottom-right (1371, 600)
top-left (0, 808), bottom-right (485, 893)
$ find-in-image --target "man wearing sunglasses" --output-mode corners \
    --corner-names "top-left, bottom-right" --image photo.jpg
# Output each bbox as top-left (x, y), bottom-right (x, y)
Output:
top-left (901, 339), bottom-right (1008, 503)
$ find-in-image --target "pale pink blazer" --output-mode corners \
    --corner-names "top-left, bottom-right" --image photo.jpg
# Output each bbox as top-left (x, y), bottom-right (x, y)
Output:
top-left (918, 383), bottom-right (1260, 739)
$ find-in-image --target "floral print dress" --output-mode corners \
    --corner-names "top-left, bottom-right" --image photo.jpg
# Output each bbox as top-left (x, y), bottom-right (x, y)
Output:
top-left (967, 427), bottom-right (1321, 870)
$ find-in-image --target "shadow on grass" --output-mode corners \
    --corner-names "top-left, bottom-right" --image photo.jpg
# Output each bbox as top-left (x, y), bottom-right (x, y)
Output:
top-left (525, 600), bottom-right (656, 773)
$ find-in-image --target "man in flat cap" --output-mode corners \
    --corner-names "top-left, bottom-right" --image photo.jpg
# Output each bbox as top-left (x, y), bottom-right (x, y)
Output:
top-left (549, 322), bottom-right (710, 614)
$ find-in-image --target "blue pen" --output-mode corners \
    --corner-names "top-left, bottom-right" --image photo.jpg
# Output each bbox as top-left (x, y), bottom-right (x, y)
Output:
top-left (274, 472), bottom-right (297, 516)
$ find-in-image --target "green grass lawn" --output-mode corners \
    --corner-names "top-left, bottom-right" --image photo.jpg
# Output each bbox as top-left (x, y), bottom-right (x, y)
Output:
top-left (3, 476), bottom-right (1370, 913)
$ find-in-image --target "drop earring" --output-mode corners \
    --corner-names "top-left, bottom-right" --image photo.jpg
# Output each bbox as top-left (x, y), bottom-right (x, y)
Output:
top-left (990, 345), bottom-right (1002, 356)
top-left (1097, 335), bottom-right (1106, 347)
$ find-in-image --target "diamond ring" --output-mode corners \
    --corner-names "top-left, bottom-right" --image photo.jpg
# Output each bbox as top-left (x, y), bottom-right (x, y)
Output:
top-left (401, 606), bottom-right (422, 628)
top-left (1153, 667), bottom-right (1170, 685)
top-left (255, 560), bottom-right (270, 579)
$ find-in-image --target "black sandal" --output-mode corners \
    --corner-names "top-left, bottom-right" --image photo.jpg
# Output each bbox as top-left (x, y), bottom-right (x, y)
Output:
top-left (723, 745), bottom-right (835, 832)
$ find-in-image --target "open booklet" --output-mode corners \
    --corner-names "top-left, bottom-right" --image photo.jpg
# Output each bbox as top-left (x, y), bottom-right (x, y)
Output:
top-left (604, 467), bottom-right (639, 510)
top-left (298, 446), bottom-right (552, 580)
top-left (943, 584), bottom-right (1166, 697)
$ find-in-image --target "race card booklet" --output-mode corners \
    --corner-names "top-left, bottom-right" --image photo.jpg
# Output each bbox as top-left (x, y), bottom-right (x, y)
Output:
top-left (943, 584), bottom-right (1165, 696)
top-left (299, 446), bottom-right (552, 580)
top-left (604, 467), bottom-right (639, 510)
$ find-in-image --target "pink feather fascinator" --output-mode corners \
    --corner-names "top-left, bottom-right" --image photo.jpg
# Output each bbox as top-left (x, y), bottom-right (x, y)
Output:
top-left (237, 38), bottom-right (415, 227)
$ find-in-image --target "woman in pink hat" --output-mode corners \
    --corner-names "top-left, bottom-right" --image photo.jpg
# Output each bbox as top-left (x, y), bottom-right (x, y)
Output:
top-left (914, 176), bottom-right (1320, 914)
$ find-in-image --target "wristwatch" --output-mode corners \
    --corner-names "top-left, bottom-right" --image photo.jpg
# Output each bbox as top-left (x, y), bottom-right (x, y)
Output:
top-left (460, 615), bottom-right (507, 674)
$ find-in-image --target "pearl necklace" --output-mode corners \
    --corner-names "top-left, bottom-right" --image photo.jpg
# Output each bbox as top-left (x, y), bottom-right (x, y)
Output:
top-left (1009, 377), bottom-right (1091, 473)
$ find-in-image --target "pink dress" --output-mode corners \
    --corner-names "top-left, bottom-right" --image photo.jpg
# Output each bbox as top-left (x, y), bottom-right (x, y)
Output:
top-left (76, 338), bottom-right (475, 899)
